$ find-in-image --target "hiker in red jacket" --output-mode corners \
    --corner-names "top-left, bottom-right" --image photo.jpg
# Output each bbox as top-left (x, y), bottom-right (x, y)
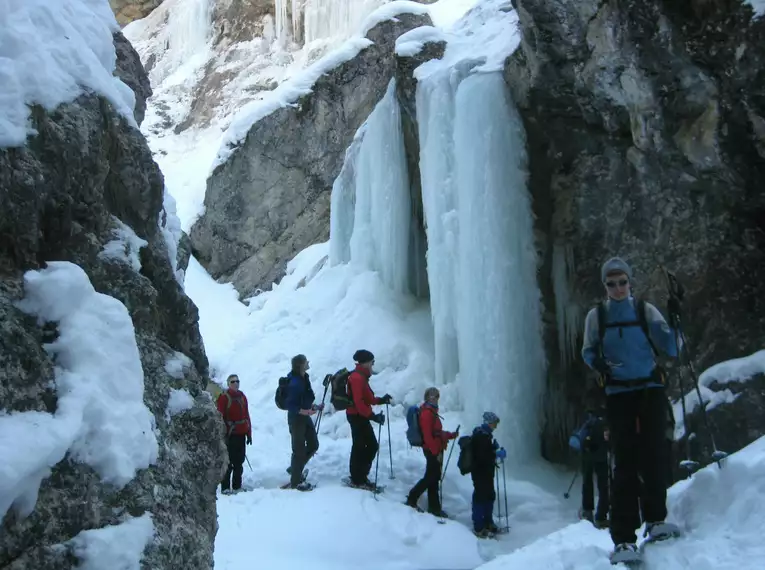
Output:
top-left (216, 374), bottom-right (252, 494)
top-left (346, 349), bottom-right (391, 489)
top-left (406, 387), bottom-right (458, 516)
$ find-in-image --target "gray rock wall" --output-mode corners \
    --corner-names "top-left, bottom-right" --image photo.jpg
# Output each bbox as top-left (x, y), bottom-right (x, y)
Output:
top-left (0, 34), bottom-right (224, 570)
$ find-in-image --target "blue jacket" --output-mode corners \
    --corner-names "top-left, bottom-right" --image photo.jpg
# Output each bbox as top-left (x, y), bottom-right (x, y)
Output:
top-left (286, 372), bottom-right (315, 416)
top-left (581, 296), bottom-right (678, 395)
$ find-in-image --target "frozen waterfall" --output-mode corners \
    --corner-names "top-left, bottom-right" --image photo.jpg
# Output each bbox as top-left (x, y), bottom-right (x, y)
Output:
top-left (417, 69), bottom-right (546, 463)
top-left (151, 0), bottom-right (213, 83)
top-left (329, 80), bottom-right (411, 295)
top-left (275, 0), bottom-right (388, 45)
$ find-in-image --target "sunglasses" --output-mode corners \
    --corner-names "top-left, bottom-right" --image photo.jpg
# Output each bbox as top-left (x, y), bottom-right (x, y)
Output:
top-left (606, 279), bottom-right (629, 289)
top-left (229, 380), bottom-right (240, 384)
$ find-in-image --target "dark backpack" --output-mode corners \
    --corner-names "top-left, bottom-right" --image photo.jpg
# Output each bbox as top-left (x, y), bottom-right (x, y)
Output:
top-left (568, 417), bottom-right (594, 452)
top-left (406, 405), bottom-right (424, 447)
top-left (330, 368), bottom-right (353, 410)
top-left (457, 435), bottom-right (473, 475)
top-left (274, 376), bottom-right (289, 410)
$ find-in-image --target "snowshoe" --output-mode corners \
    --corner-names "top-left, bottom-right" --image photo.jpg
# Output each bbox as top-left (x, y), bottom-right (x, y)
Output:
top-left (610, 543), bottom-right (641, 566)
top-left (429, 509), bottom-right (450, 524)
top-left (341, 477), bottom-right (385, 493)
top-left (473, 528), bottom-right (496, 539)
top-left (281, 481), bottom-right (315, 491)
top-left (643, 521), bottom-right (680, 544)
top-left (221, 489), bottom-right (234, 496)
top-left (404, 499), bottom-right (424, 513)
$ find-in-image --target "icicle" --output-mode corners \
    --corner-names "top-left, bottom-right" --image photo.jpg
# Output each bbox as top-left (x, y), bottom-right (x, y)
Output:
top-left (303, 0), bottom-right (387, 45)
top-left (153, 0), bottom-right (213, 82)
top-left (346, 79), bottom-right (411, 294)
top-left (552, 243), bottom-right (582, 366)
top-left (329, 126), bottom-right (366, 266)
top-left (416, 68), bottom-right (466, 387)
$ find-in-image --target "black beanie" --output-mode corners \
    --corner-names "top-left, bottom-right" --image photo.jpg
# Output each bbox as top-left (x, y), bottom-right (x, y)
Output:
top-left (353, 349), bottom-right (374, 364)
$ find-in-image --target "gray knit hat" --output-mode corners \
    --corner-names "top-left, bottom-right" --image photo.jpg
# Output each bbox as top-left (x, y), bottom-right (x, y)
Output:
top-left (483, 411), bottom-right (500, 425)
top-left (600, 257), bottom-right (633, 283)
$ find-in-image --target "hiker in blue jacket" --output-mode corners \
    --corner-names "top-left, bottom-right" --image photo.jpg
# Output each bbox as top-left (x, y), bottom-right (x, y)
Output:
top-left (581, 257), bottom-right (681, 564)
top-left (571, 407), bottom-right (610, 528)
top-left (286, 354), bottom-right (321, 491)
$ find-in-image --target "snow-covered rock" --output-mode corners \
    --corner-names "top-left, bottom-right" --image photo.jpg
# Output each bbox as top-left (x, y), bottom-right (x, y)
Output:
top-left (0, 1), bottom-right (224, 568)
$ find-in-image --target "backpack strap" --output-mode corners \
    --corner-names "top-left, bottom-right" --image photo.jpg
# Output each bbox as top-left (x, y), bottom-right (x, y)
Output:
top-left (596, 299), bottom-right (658, 356)
top-left (635, 299), bottom-right (659, 357)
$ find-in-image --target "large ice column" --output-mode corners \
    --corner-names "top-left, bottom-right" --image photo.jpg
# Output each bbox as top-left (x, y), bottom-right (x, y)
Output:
top-left (453, 72), bottom-right (546, 463)
top-left (330, 79), bottom-right (411, 293)
top-left (416, 69), bottom-right (466, 387)
top-left (159, 0), bottom-right (212, 79)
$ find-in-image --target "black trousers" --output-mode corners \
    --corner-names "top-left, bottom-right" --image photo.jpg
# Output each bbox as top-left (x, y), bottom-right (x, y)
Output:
top-left (347, 414), bottom-right (379, 485)
top-left (289, 414), bottom-right (319, 486)
top-left (582, 456), bottom-right (610, 520)
top-left (407, 450), bottom-right (443, 512)
top-left (607, 387), bottom-right (668, 545)
top-left (222, 434), bottom-right (246, 491)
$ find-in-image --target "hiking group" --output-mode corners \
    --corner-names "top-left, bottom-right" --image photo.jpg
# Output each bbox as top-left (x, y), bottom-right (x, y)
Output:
top-left (215, 255), bottom-right (686, 561)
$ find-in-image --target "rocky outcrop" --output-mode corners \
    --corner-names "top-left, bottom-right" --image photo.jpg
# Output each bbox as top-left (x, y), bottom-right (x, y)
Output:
top-left (504, 0), bottom-right (765, 462)
top-left (0, 35), bottom-right (224, 570)
top-left (113, 32), bottom-right (153, 126)
top-left (190, 12), bottom-right (433, 297)
top-left (110, 0), bottom-right (164, 26)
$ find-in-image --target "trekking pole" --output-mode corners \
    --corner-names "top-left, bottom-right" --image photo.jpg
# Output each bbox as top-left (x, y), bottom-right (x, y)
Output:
top-left (373, 421), bottom-right (383, 500)
top-left (662, 266), bottom-right (727, 469)
top-left (314, 374), bottom-right (332, 433)
top-left (495, 464), bottom-right (502, 524)
top-left (439, 425), bottom-right (460, 507)
top-left (502, 460), bottom-right (509, 532)
top-left (245, 454), bottom-right (252, 471)
top-left (386, 403), bottom-right (394, 479)
top-left (563, 472), bottom-right (578, 499)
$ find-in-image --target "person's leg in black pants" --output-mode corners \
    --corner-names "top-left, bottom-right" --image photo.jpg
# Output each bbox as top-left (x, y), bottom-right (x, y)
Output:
top-left (289, 414), bottom-right (318, 487)
top-left (594, 460), bottom-right (610, 522)
top-left (637, 388), bottom-right (668, 525)
top-left (607, 391), bottom-right (641, 545)
top-left (407, 450), bottom-right (442, 512)
top-left (348, 415), bottom-right (378, 484)
top-left (581, 455), bottom-right (595, 519)
top-left (222, 434), bottom-right (246, 491)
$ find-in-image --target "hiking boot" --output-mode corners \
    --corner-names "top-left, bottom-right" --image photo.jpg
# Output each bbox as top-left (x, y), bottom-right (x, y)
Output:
top-left (405, 498), bottom-right (423, 512)
top-left (429, 509), bottom-right (449, 519)
top-left (609, 543), bottom-right (640, 564)
top-left (291, 481), bottom-right (314, 492)
top-left (221, 489), bottom-right (233, 495)
top-left (645, 521), bottom-right (680, 542)
top-left (473, 528), bottom-right (495, 539)
top-left (594, 519), bottom-right (610, 529)
top-left (578, 508), bottom-right (594, 522)
top-left (486, 521), bottom-right (500, 533)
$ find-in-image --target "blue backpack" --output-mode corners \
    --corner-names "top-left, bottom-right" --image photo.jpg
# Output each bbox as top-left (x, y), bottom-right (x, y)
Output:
top-left (406, 405), bottom-right (424, 447)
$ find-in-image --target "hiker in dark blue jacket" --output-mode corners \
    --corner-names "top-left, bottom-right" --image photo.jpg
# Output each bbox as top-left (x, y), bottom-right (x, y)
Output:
top-left (471, 412), bottom-right (505, 538)
top-left (286, 354), bottom-right (321, 491)
top-left (581, 257), bottom-right (681, 564)
top-left (571, 408), bottom-right (610, 528)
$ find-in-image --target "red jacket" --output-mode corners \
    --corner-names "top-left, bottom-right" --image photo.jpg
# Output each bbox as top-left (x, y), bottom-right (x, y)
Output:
top-left (419, 403), bottom-right (456, 456)
top-left (216, 389), bottom-right (252, 437)
top-left (346, 364), bottom-right (382, 418)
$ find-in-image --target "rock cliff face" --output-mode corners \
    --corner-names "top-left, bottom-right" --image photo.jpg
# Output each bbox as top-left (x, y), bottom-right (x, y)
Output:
top-left (110, 0), bottom-right (164, 26)
top-left (190, 12), bottom-right (433, 297)
top-left (0, 32), bottom-right (224, 570)
top-left (504, 0), bottom-right (765, 462)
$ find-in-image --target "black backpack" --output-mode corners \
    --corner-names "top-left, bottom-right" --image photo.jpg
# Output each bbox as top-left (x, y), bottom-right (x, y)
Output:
top-left (274, 376), bottom-right (290, 410)
top-left (330, 368), bottom-right (353, 410)
top-left (457, 435), bottom-right (473, 475)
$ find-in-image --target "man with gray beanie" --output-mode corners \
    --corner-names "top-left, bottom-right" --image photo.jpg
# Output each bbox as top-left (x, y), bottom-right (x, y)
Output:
top-left (285, 354), bottom-right (320, 491)
top-left (581, 257), bottom-right (681, 564)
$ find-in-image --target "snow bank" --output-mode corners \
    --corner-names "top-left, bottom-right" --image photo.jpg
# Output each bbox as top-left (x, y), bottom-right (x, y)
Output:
top-left (477, 435), bottom-right (765, 569)
top-left (0, 262), bottom-right (158, 520)
top-left (212, 36), bottom-right (373, 170)
top-left (0, 0), bottom-right (137, 148)
top-left (359, 1), bottom-right (432, 36)
top-left (99, 218), bottom-right (148, 272)
top-left (69, 513), bottom-right (155, 570)
top-left (395, 26), bottom-right (446, 57)
top-left (416, 0), bottom-right (520, 80)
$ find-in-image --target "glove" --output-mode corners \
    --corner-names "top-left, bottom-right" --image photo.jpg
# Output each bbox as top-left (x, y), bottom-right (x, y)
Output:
top-left (316, 403), bottom-right (325, 412)
top-left (496, 447), bottom-right (507, 460)
top-left (592, 356), bottom-right (610, 377)
top-left (370, 412), bottom-right (385, 425)
top-left (380, 394), bottom-right (393, 405)
top-left (246, 434), bottom-right (252, 445)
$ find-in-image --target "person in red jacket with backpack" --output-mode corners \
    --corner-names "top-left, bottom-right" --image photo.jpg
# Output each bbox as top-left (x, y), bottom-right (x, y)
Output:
top-left (346, 349), bottom-right (391, 489)
top-left (216, 374), bottom-right (252, 494)
top-left (406, 387), bottom-right (457, 517)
